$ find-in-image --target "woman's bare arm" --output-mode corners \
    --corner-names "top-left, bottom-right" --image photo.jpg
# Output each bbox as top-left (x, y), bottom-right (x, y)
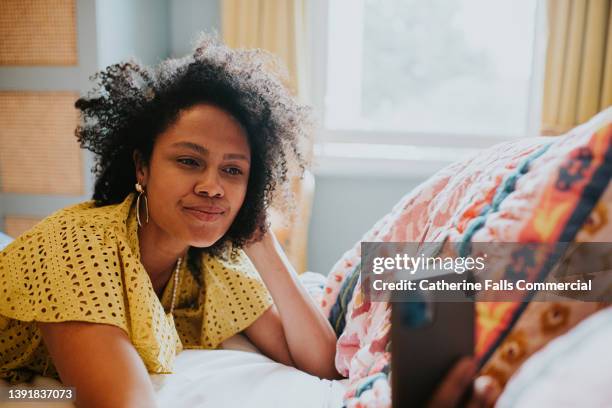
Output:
top-left (38, 321), bottom-right (157, 408)
top-left (243, 232), bottom-right (340, 380)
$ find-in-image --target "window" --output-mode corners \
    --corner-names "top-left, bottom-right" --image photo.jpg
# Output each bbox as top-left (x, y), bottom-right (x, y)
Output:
top-left (310, 0), bottom-right (546, 174)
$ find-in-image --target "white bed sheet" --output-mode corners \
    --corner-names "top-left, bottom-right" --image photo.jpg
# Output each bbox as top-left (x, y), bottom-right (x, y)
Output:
top-left (0, 334), bottom-right (346, 408)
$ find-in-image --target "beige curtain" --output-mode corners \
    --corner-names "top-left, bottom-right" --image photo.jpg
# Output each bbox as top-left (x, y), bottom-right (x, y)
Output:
top-left (541, 0), bottom-right (612, 135)
top-left (221, 0), bottom-right (313, 273)
top-left (221, 0), bottom-right (308, 100)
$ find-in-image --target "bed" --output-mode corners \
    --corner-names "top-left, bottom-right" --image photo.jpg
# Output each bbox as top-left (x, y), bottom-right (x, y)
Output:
top-left (0, 326), bottom-right (347, 408)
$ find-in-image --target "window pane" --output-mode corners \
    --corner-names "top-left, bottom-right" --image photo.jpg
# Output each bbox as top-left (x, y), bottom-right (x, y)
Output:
top-left (325, 0), bottom-right (538, 137)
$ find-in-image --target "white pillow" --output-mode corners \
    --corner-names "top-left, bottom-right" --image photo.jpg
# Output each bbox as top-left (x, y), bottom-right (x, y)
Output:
top-left (497, 306), bottom-right (612, 408)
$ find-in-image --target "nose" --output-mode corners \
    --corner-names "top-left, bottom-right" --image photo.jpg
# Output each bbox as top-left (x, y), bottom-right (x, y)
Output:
top-left (195, 168), bottom-right (224, 198)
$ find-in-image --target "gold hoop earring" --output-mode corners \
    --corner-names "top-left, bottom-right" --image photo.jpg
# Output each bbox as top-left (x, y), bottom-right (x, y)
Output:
top-left (135, 183), bottom-right (149, 227)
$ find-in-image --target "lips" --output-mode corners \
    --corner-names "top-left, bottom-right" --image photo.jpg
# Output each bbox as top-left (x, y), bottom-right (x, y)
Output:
top-left (183, 205), bottom-right (226, 222)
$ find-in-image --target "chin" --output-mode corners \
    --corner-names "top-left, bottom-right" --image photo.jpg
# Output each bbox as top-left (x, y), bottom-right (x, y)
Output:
top-left (188, 235), bottom-right (225, 249)
top-left (182, 220), bottom-right (235, 249)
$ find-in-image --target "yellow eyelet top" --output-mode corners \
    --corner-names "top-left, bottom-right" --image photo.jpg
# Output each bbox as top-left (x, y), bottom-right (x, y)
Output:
top-left (0, 193), bottom-right (273, 383)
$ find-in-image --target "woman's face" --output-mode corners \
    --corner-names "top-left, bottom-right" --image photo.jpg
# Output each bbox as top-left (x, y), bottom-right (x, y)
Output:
top-left (135, 103), bottom-right (251, 248)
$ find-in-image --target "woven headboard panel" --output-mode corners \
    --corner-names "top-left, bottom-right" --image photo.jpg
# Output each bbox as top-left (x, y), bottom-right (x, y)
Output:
top-left (0, 0), bottom-right (77, 66)
top-left (0, 91), bottom-right (83, 195)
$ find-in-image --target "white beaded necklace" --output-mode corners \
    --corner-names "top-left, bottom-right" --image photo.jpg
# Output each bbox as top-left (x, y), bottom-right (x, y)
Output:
top-left (169, 257), bottom-right (182, 315)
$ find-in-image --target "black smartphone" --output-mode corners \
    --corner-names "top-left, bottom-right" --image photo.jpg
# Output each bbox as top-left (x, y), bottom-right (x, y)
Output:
top-left (391, 275), bottom-right (474, 407)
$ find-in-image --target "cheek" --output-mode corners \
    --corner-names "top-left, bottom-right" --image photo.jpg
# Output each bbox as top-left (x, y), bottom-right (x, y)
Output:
top-left (149, 169), bottom-right (193, 202)
top-left (228, 181), bottom-right (249, 216)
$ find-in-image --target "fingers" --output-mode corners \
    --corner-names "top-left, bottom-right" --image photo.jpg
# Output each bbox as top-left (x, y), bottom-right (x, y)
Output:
top-left (427, 357), bottom-right (477, 408)
top-left (466, 376), bottom-right (501, 408)
top-left (478, 376), bottom-right (501, 407)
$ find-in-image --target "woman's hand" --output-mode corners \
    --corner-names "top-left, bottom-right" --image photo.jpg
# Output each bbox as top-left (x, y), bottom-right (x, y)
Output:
top-left (243, 230), bottom-right (340, 379)
top-left (427, 357), bottom-right (500, 408)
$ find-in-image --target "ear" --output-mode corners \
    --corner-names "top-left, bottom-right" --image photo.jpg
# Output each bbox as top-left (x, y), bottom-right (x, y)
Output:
top-left (133, 150), bottom-right (149, 186)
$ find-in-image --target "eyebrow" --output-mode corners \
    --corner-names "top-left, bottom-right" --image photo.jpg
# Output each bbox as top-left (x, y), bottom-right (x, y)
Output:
top-left (171, 141), bottom-right (250, 162)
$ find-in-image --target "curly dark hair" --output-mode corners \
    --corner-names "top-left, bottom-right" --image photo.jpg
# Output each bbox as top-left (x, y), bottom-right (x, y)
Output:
top-left (75, 35), bottom-right (311, 279)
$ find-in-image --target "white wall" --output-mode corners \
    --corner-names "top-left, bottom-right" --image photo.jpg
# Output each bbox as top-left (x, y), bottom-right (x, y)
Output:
top-left (307, 176), bottom-right (423, 274)
top-left (96, 0), bottom-right (170, 68)
top-left (169, 0), bottom-right (220, 57)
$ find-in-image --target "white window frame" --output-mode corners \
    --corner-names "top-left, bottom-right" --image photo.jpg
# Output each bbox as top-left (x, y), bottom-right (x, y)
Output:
top-left (307, 0), bottom-right (548, 178)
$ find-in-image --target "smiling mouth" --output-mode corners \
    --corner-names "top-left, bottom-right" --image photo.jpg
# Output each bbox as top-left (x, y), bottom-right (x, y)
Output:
top-left (183, 207), bottom-right (225, 222)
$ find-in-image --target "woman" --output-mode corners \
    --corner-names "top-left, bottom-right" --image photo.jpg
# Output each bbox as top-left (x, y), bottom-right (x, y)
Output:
top-left (0, 36), bottom-right (338, 407)
top-left (0, 37), bottom-right (497, 408)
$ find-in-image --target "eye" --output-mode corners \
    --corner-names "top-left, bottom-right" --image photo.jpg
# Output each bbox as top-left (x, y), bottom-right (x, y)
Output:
top-left (177, 158), bottom-right (199, 167)
top-left (223, 167), bottom-right (243, 176)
